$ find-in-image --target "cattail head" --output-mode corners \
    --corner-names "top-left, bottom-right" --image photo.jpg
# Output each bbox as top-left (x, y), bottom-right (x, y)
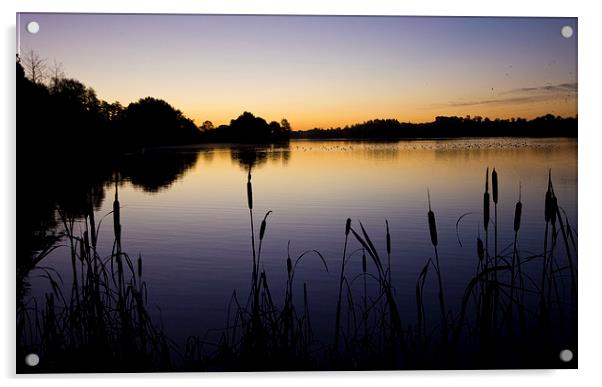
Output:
top-left (550, 195), bottom-right (558, 225)
top-left (492, 168), bottom-right (498, 204)
top-left (483, 168), bottom-right (490, 231)
top-left (477, 238), bottom-right (484, 262)
top-left (427, 189), bottom-right (438, 247)
top-left (545, 192), bottom-right (553, 223)
top-left (514, 202), bottom-right (522, 232)
top-left (362, 249), bottom-right (367, 273)
top-left (485, 167), bottom-right (489, 193)
top-left (286, 255), bottom-right (292, 277)
top-left (137, 254), bottom-right (142, 278)
top-left (259, 211), bottom-right (272, 240)
top-left (428, 211), bottom-right (438, 246)
top-left (545, 171), bottom-right (553, 222)
top-left (113, 194), bottom-right (121, 240)
top-left (513, 184), bottom-right (522, 233)
top-left (246, 174), bottom-right (253, 210)
top-left (345, 218), bottom-right (351, 236)
top-left (259, 221), bottom-right (266, 240)
top-left (386, 220), bottom-right (391, 256)
top-left (483, 192), bottom-right (490, 231)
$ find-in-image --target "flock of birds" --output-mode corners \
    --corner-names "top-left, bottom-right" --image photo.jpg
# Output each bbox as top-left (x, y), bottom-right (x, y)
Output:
top-left (291, 139), bottom-right (560, 153)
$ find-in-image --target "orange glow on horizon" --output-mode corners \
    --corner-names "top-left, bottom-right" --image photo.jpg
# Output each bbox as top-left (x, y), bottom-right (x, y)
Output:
top-left (20, 14), bottom-right (577, 131)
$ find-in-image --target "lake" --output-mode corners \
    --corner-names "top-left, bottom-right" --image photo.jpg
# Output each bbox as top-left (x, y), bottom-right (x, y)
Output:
top-left (26, 137), bottom-right (578, 367)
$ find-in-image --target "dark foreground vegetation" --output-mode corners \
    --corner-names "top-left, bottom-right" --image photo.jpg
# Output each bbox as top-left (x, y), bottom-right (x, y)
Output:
top-left (294, 116), bottom-right (577, 140)
top-left (17, 166), bottom-right (577, 372)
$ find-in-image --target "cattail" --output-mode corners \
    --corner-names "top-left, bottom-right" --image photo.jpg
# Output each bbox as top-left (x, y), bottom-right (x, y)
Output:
top-left (513, 202), bottom-right (522, 232)
top-left (514, 184), bottom-right (522, 232)
top-left (137, 254), bottom-right (142, 278)
top-left (545, 170), bottom-right (553, 222)
top-left (492, 168), bottom-right (498, 204)
top-left (550, 196), bottom-right (558, 225)
top-left (259, 211), bottom-right (272, 240)
top-left (246, 172), bottom-right (253, 210)
top-left (386, 220), bottom-right (391, 256)
top-left (477, 238), bottom-right (485, 262)
top-left (287, 256), bottom-right (292, 276)
top-left (483, 168), bottom-right (490, 231)
top-left (113, 187), bottom-right (121, 240)
top-left (345, 218), bottom-right (351, 236)
top-left (362, 250), bottom-right (367, 273)
top-left (427, 190), bottom-right (438, 247)
top-left (259, 221), bottom-right (266, 240)
top-left (545, 190), bottom-right (553, 223)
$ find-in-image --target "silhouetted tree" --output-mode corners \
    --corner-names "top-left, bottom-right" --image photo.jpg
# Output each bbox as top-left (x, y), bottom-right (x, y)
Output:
top-left (281, 118), bottom-right (291, 131)
top-left (199, 112), bottom-right (291, 143)
top-left (22, 49), bottom-right (47, 84)
top-left (121, 97), bottom-right (201, 148)
top-left (229, 111), bottom-right (271, 141)
top-left (49, 59), bottom-right (65, 85)
top-left (200, 120), bottom-right (214, 131)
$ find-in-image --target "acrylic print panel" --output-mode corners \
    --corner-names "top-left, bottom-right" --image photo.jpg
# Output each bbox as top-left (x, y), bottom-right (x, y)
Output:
top-left (16, 13), bottom-right (577, 373)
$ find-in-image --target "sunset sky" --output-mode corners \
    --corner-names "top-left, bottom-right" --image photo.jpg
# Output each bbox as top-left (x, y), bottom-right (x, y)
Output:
top-left (18, 14), bottom-right (577, 130)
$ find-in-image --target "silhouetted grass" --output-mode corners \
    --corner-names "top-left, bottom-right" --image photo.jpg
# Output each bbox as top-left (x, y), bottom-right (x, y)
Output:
top-left (19, 168), bottom-right (577, 372)
top-left (17, 177), bottom-right (171, 373)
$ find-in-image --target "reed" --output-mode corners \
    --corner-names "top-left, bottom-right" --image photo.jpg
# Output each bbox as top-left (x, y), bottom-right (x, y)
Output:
top-left (427, 189), bottom-right (448, 355)
top-left (509, 185), bottom-right (522, 277)
top-left (18, 186), bottom-right (170, 372)
top-left (334, 218), bottom-right (352, 351)
top-left (491, 168), bottom-right (499, 318)
top-left (492, 168), bottom-right (498, 258)
top-left (477, 237), bottom-right (485, 263)
top-left (349, 223), bottom-right (405, 350)
top-left (20, 167), bottom-right (577, 371)
top-left (362, 249), bottom-right (369, 340)
top-left (540, 172), bottom-right (553, 316)
top-left (483, 168), bottom-right (490, 234)
top-left (386, 220), bottom-right (392, 285)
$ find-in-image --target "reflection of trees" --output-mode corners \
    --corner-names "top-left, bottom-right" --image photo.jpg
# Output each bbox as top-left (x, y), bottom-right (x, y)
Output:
top-left (119, 150), bottom-right (200, 193)
top-left (19, 148), bottom-right (200, 281)
top-left (230, 144), bottom-right (291, 170)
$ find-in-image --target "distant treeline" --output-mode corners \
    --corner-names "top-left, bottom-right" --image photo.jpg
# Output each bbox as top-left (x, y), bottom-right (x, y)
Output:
top-left (293, 115), bottom-right (577, 140)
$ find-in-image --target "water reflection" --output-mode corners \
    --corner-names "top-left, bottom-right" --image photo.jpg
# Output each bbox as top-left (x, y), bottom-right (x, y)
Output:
top-left (119, 149), bottom-right (199, 193)
top-left (230, 144), bottom-right (291, 170)
top-left (20, 138), bottom-right (577, 371)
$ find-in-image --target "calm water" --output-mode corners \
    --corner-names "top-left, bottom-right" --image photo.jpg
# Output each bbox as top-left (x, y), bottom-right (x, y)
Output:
top-left (31, 138), bottom-right (578, 358)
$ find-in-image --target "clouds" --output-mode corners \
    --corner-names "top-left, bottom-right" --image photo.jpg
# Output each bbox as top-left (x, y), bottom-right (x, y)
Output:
top-left (444, 82), bottom-right (577, 108)
top-left (504, 82), bottom-right (577, 94)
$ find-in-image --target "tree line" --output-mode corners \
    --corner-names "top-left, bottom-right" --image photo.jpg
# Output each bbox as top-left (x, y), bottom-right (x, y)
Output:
top-left (17, 51), bottom-right (291, 155)
top-left (294, 115), bottom-right (577, 140)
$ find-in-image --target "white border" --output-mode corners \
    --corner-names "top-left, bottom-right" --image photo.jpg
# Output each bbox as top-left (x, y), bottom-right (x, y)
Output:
top-left (2, 1), bottom-right (601, 385)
